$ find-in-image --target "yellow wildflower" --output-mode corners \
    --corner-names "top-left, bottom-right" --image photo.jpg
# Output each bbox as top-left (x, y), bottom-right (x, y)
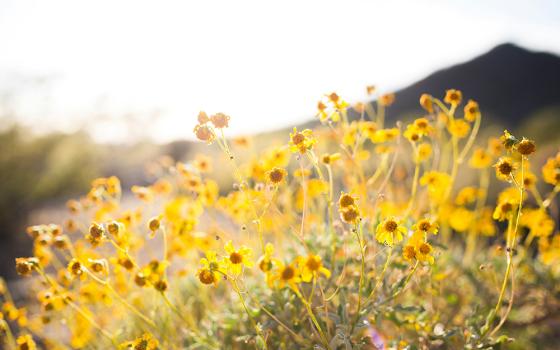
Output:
top-left (197, 251), bottom-right (225, 286)
top-left (266, 167), bottom-right (287, 185)
top-left (340, 205), bottom-right (360, 225)
top-left (403, 245), bottom-right (417, 262)
top-left (469, 148), bottom-right (492, 168)
top-left (15, 257), bottom-right (39, 277)
top-left (224, 240), bottom-right (253, 275)
top-left (289, 127), bottom-right (316, 154)
top-left (379, 93), bottom-right (396, 106)
top-left (463, 100), bottom-right (480, 122)
top-left (298, 254), bottom-right (331, 282)
top-left (376, 217), bottom-right (407, 246)
top-left (120, 333), bottom-right (159, 350)
top-left (420, 171), bottom-right (451, 203)
top-left (448, 207), bottom-right (474, 232)
top-left (419, 94), bottom-right (433, 113)
top-left (494, 157), bottom-right (517, 182)
top-left (412, 218), bottom-right (438, 235)
top-left (193, 124), bottom-right (215, 144)
top-left (272, 261), bottom-right (301, 290)
top-left (416, 242), bottom-right (435, 264)
top-left (416, 143), bottom-right (432, 163)
top-left (210, 112), bottom-right (230, 129)
top-left (17, 334), bottom-right (37, 350)
top-left (444, 89), bottom-right (462, 106)
top-left (448, 119), bottom-right (470, 138)
top-left (542, 152), bottom-right (560, 186)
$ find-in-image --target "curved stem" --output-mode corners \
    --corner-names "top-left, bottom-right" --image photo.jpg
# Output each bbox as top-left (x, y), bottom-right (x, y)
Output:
top-left (482, 158), bottom-right (525, 340)
top-left (457, 113), bottom-right (481, 164)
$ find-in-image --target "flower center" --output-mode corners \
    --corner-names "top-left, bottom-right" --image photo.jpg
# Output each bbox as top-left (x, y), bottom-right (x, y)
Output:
top-left (199, 269), bottom-right (215, 285)
top-left (404, 246), bottom-right (416, 260)
top-left (259, 258), bottom-right (272, 272)
top-left (419, 221), bottom-right (431, 231)
top-left (419, 243), bottom-right (431, 255)
top-left (281, 266), bottom-right (295, 280)
top-left (339, 194), bottom-right (354, 208)
top-left (501, 202), bottom-right (513, 212)
top-left (269, 169), bottom-right (284, 183)
top-left (229, 252), bottom-right (243, 264)
top-left (498, 162), bottom-right (513, 175)
top-left (306, 257), bottom-right (320, 271)
top-left (292, 133), bottom-right (305, 145)
top-left (384, 220), bottom-right (398, 232)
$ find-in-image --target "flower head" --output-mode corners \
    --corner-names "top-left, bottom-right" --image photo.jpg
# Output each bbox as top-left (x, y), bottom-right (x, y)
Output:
top-left (17, 334), bottom-right (37, 350)
top-left (298, 254), bottom-right (331, 282)
top-left (469, 148), bottom-right (492, 169)
top-left (15, 257), bottom-right (39, 277)
top-left (419, 94), bottom-right (433, 113)
top-left (338, 192), bottom-right (356, 208)
top-left (224, 240), bottom-right (253, 275)
top-left (210, 113), bottom-right (230, 129)
top-left (413, 218), bottom-right (438, 235)
top-left (379, 93), bottom-right (396, 106)
top-left (194, 124), bottom-right (215, 144)
top-left (444, 89), bottom-right (462, 106)
top-left (416, 242), bottom-right (435, 264)
top-left (463, 100), bottom-right (480, 122)
top-left (197, 251), bottom-right (225, 286)
top-left (266, 167), bottom-right (287, 185)
top-left (340, 205), bottom-right (360, 225)
top-left (376, 217), bottom-right (407, 246)
top-left (289, 127), bottom-right (316, 154)
top-left (516, 138), bottom-right (536, 156)
top-left (271, 261), bottom-right (301, 290)
top-left (119, 333), bottom-right (159, 350)
top-left (494, 157), bottom-right (516, 182)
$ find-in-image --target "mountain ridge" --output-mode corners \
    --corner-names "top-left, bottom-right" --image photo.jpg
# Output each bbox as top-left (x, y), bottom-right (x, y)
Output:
top-left (371, 43), bottom-right (560, 126)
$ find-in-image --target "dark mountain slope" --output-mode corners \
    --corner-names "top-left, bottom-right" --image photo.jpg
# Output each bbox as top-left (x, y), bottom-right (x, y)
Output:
top-left (383, 43), bottom-right (560, 125)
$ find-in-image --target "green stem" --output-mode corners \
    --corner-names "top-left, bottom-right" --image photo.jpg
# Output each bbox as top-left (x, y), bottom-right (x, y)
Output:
top-left (231, 280), bottom-right (269, 350)
top-left (350, 222), bottom-right (366, 335)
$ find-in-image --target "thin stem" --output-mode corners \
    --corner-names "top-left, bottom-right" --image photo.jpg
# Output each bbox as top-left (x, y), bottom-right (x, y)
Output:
top-left (482, 157), bottom-right (525, 339)
top-left (350, 222), bottom-right (366, 335)
top-left (0, 318), bottom-right (17, 350)
top-left (367, 246), bottom-right (393, 302)
top-left (249, 296), bottom-right (306, 345)
top-left (390, 261), bottom-right (419, 300)
top-left (231, 279), bottom-right (269, 350)
top-left (299, 157), bottom-right (308, 241)
top-left (66, 300), bottom-right (119, 348)
top-left (82, 267), bottom-right (156, 328)
top-left (457, 112), bottom-right (481, 164)
top-left (404, 149), bottom-right (421, 218)
top-left (293, 287), bottom-right (332, 350)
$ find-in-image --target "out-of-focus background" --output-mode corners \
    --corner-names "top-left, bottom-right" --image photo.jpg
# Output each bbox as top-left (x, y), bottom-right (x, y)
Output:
top-left (1, 0), bottom-right (560, 280)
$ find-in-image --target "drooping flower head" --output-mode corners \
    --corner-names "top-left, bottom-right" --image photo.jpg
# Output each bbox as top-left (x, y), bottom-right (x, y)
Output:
top-left (197, 251), bottom-right (225, 286)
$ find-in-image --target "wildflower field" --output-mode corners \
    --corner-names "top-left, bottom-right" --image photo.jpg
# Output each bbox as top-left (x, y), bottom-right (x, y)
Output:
top-left (2, 88), bottom-right (560, 350)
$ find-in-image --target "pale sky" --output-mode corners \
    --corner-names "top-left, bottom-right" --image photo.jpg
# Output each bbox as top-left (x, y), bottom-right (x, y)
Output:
top-left (1, 0), bottom-right (559, 143)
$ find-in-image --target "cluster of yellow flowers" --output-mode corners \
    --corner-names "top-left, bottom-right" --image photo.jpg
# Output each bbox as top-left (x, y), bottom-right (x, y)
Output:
top-left (1, 86), bottom-right (559, 349)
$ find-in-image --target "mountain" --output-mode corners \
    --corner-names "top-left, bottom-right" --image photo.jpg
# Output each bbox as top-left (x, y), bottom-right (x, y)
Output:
top-left (332, 43), bottom-right (560, 128)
